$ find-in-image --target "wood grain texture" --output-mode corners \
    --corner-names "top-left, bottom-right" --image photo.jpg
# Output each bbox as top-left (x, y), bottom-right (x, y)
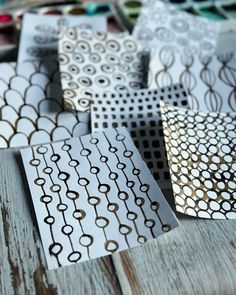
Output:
top-left (113, 212), bottom-right (236, 295)
top-left (1, 149), bottom-right (236, 295)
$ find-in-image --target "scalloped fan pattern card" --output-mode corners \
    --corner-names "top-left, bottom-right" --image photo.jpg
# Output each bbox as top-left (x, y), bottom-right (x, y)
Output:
top-left (0, 60), bottom-right (89, 148)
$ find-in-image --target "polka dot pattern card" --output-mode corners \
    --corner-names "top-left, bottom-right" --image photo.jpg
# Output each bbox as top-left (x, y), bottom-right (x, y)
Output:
top-left (58, 29), bottom-right (149, 112)
top-left (20, 127), bottom-right (179, 269)
top-left (161, 103), bottom-right (236, 219)
top-left (91, 84), bottom-right (189, 189)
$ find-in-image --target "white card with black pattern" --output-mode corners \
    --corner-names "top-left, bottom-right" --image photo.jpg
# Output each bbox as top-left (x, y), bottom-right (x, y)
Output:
top-left (132, 0), bottom-right (219, 55)
top-left (58, 29), bottom-right (149, 112)
top-left (161, 102), bottom-right (236, 219)
top-left (18, 13), bottom-right (107, 62)
top-left (91, 84), bottom-right (188, 189)
top-left (21, 127), bottom-right (179, 269)
top-left (149, 47), bottom-right (236, 113)
top-left (0, 59), bottom-right (89, 148)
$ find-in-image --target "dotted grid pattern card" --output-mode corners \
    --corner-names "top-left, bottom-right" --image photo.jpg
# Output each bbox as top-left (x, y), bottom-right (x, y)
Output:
top-left (91, 84), bottom-right (188, 189)
top-left (21, 127), bottom-right (179, 269)
top-left (132, 0), bottom-right (220, 55)
top-left (18, 13), bottom-right (107, 62)
top-left (161, 103), bottom-right (236, 219)
top-left (58, 29), bottom-right (149, 112)
top-left (0, 59), bottom-right (89, 148)
top-left (149, 48), bottom-right (236, 113)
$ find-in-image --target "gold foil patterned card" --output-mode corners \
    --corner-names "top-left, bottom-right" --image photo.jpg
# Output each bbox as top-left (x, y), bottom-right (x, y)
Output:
top-left (21, 127), bottom-right (179, 269)
top-left (58, 29), bottom-right (148, 112)
top-left (91, 84), bottom-right (188, 189)
top-left (161, 103), bottom-right (236, 219)
top-left (149, 48), bottom-right (236, 113)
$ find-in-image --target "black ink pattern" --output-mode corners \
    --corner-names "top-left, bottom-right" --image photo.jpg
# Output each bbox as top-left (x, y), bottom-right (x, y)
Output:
top-left (161, 103), bottom-right (236, 219)
top-left (21, 127), bottom-right (179, 269)
top-left (0, 59), bottom-right (89, 148)
top-left (133, 1), bottom-right (218, 55)
top-left (58, 29), bottom-right (149, 112)
top-left (150, 47), bottom-right (236, 112)
top-left (91, 84), bottom-right (188, 189)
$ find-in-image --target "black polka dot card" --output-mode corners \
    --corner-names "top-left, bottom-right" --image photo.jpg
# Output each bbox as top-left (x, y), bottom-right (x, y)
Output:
top-left (58, 29), bottom-right (149, 112)
top-left (20, 127), bottom-right (179, 269)
top-left (91, 84), bottom-right (188, 189)
top-left (161, 102), bottom-right (236, 219)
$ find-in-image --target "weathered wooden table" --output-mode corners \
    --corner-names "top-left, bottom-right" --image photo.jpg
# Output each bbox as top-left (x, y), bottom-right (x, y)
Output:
top-left (1, 148), bottom-right (236, 295)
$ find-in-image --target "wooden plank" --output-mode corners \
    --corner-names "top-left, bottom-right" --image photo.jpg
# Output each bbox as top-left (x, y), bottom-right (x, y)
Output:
top-left (113, 204), bottom-right (236, 295)
top-left (0, 149), bottom-right (122, 295)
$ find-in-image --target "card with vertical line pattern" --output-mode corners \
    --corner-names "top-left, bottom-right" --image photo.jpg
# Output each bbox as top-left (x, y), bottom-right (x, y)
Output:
top-left (148, 47), bottom-right (236, 113)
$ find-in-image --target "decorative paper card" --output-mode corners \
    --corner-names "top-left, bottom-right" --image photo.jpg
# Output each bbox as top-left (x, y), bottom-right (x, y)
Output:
top-left (161, 103), bottom-right (236, 219)
top-left (149, 48), bottom-right (236, 113)
top-left (21, 127), bottom-right (179, 269)
top-left (91, 84), bottom-right (188, 189)
top-left (0, 60), bottom-right (89, 148)
top-left (58, 29), bottom-right (148, 112)
top-left (216, 23), bottom-right (236, 54)
top-left (18, 13), bottom-right (107, 62)
top-left (133, 0), bottom-right (219, 55)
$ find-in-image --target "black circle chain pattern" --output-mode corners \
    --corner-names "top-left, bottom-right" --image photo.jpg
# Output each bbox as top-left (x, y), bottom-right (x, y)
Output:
top-left (22, 127), bottom-right (178, 268)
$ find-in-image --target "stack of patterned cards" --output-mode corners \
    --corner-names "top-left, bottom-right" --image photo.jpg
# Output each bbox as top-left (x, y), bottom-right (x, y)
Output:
top-left (0, 0), bottom-right (235, 271)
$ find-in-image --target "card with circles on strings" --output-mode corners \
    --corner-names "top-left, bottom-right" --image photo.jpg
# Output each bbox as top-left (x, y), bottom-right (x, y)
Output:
top-left (20, 127), bottom-right (179, 269)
